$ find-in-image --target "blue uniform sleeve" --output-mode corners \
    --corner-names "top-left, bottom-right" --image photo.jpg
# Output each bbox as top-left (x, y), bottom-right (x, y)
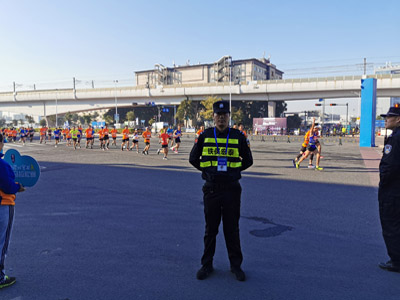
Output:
top-left (0, 160), bottom-right (20, 194)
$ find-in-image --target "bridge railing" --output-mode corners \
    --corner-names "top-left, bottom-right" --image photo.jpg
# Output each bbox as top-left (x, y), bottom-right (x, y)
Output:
top-left (2, 73), bottom-right (399, 94)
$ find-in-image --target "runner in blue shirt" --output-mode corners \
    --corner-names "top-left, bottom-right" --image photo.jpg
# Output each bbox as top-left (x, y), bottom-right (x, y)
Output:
top-left (171, 125), bottom-right (182, 153)
top-left (19, 127), bottom-right (27, 145)
top-left (53, 128), bottom-right (61, 147)
top-left (167, 125), bottom-right (174, 148)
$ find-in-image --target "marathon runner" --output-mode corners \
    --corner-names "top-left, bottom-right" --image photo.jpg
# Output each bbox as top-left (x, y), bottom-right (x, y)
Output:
top-left (129, 129), bottom-right (140, 152)
top-left (85, 125), bottom-right (94, 149)
top-left (142, 127), bottom-right (151, 155)
top-left (157, 128), bottom-right (169, 160)
top-left (39, 125), bottom-right (47, 144)
top-left (54, 127), bottom-right (61, 147)
top-left (171, 125), bottom-right (182, 153)
top-left (110, 126), bottom-right (118, 148)
top-left (121, 126), bottom-right (130, 151)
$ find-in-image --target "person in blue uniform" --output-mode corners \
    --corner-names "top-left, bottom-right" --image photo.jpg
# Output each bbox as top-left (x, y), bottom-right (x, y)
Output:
top-left (378, 105), bottom-right (400, 272)
top-left (189, 101), bottom-right (253, 281)
top-left (0, 133), bottom-right (25, 289)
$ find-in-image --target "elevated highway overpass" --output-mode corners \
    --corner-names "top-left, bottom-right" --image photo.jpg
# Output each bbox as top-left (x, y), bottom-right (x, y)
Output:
top-left (0, 74), bottom-right (399, 117)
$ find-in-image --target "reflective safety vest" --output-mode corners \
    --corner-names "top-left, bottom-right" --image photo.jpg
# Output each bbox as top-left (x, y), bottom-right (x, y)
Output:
top-left (199, 135), bottom-right (242, 170)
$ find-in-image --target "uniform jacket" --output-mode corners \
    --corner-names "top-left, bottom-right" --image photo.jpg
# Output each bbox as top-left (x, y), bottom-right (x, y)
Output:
top-left (0, 153), bottom-right (20, 205)
top-left (379, 127), bottom-right (400, 189)
top-left (189, 127), bottom-right (253, 183)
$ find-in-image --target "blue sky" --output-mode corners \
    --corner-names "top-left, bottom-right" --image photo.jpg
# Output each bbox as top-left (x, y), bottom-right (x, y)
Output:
top-left (0, 0), bottom-right (399, 114)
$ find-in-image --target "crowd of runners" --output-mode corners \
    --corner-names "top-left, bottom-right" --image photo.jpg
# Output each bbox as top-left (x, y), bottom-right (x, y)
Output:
top-left (0, 120), bottom-right (324, 169)
top-left (0, 124), bottom-right (194, 160)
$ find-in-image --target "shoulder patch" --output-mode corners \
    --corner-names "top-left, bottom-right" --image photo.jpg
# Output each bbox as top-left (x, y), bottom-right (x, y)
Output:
top-left (384, 144), bottom-right (392, 155)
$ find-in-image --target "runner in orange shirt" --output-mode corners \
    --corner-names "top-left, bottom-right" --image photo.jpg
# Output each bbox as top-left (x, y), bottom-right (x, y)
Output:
top-left (62, 128), bottom-right (67, 141)
top-left (238, 123), bottom-right (250, 148)
top-left (98, 127), bottom-right (105, 150)
top-left (121, 126), bottom-right (130, 151)
top-left (110, 126), bottom-right (118, 148)
top-left (39, 125), bottom-right (47, 144)
top-left (66, 128), bottom-right (72, 146)
top-left (103, 125), bottom-right (110, 150)
top-left (142, 127), bottom-right (151, 155)
top-left (157, 128), bottom-right (170, 160)
top-left (195, 125), bottom-right (204, 143)
top-left (12, 128), bottom-right (17, 142)
top-left (85, 125), bottom-right (94, 149)
top-left (3, 128), bottom-right (9, 142)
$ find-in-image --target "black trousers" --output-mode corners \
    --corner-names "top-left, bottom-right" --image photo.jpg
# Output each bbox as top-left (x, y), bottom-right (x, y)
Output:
top-left (201, 181), bottom-right (243, 268)
top-left (379, 188), bottom-right (400, 265)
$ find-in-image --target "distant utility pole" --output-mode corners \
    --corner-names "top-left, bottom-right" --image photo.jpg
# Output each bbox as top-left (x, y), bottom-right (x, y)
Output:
top-left (364, 58), bottom-right (367, 76)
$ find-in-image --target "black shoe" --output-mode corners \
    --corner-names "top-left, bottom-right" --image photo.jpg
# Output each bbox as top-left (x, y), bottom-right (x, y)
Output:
top-left (379, 260), bottom-right (400, 272)
top-left (231, 267), bottom-right (246, 281)
top-left (196, 265), bottom-right (214, 280)
top-left (0, 276), bottom-right (16, 289)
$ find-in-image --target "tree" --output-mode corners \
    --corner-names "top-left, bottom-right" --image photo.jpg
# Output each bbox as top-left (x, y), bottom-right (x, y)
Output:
top-left (64, 112), bottom-right (73, 123)
top-left (287, 114), bottom-right (303, 130)
top-left (176, 98), bottom-right (196, 127)
top-left (25, 115), bottom-right (35, 124)
top-left (231, 107), bottom-right (244, 125)
top-left (126, 110), bottom-right (135, 121)
top-left (82, 114), bottom-right (92, 125)
top-left (39, 119), bottom-right (47, 127)
top-left (199, 96), bottom-right (221, 121)
top-left (78, 115), bottom-right (85, 125)
top-left (71, 113), bottom-right (79, 123)
top-left (103, 112), bottom-right (113, 125)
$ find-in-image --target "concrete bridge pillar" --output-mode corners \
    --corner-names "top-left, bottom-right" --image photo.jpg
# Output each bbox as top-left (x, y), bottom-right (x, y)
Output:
top-left (268, 101), bottom-right (276, 118)
top-left (360, 78), bottom-right (377, 147)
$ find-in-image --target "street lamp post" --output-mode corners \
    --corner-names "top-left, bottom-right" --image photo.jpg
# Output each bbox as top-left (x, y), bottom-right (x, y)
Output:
top-left (229, 57), bottom-right (232, 125)
top-left (114, 80), bottom-right (118, 123)
top-left (55, 89), bottom-right (58, 128)
top-left (315, 98), bottom-right (325, 134)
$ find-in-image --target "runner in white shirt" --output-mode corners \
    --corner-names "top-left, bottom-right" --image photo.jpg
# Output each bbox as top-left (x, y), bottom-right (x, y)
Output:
top-left (129, 129), bottom-right (140, 153)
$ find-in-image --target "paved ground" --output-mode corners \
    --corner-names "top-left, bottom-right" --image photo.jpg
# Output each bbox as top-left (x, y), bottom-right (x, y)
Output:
top-left (2, 134), bottom-right (399, 300)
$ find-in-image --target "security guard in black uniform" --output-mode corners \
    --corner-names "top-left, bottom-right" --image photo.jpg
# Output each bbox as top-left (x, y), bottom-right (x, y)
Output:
top-left (378, 104), bottom-right (400, 272)
top-left (189, 101), bottom-right (253, 281)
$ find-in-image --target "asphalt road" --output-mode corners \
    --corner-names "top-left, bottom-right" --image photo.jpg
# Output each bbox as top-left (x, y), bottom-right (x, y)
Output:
top-left (2, 134), bottom-right (399, 300)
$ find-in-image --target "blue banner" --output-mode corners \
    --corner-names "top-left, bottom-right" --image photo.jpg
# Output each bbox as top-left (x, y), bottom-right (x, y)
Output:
top-left (3, 149), bottom-right (41, 187)
top-left (375, 120), bottom-right (385, 128)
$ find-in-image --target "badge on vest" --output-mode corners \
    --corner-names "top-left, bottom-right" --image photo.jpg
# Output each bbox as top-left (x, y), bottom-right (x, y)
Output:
top-left (217, 157), bottom-right (228, 172)
top-left (384, 144), bottom-right (392, 155)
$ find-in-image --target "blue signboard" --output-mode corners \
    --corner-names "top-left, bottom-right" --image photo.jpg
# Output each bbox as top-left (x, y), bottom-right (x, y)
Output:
top-left (375, 120), bottom-right (385, 128)
top-left (91, 121), bottom-right (106, 128)
top-left (3, 149), bottom-right (41, 187)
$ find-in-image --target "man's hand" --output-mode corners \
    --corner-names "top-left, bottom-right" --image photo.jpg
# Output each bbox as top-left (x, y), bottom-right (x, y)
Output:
top-left (18, 183), bottom-right (26, 192)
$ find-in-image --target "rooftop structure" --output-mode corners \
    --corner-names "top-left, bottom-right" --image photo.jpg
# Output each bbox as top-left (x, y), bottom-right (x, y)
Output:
top-left (135, 56), bottom-right (284, 87)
